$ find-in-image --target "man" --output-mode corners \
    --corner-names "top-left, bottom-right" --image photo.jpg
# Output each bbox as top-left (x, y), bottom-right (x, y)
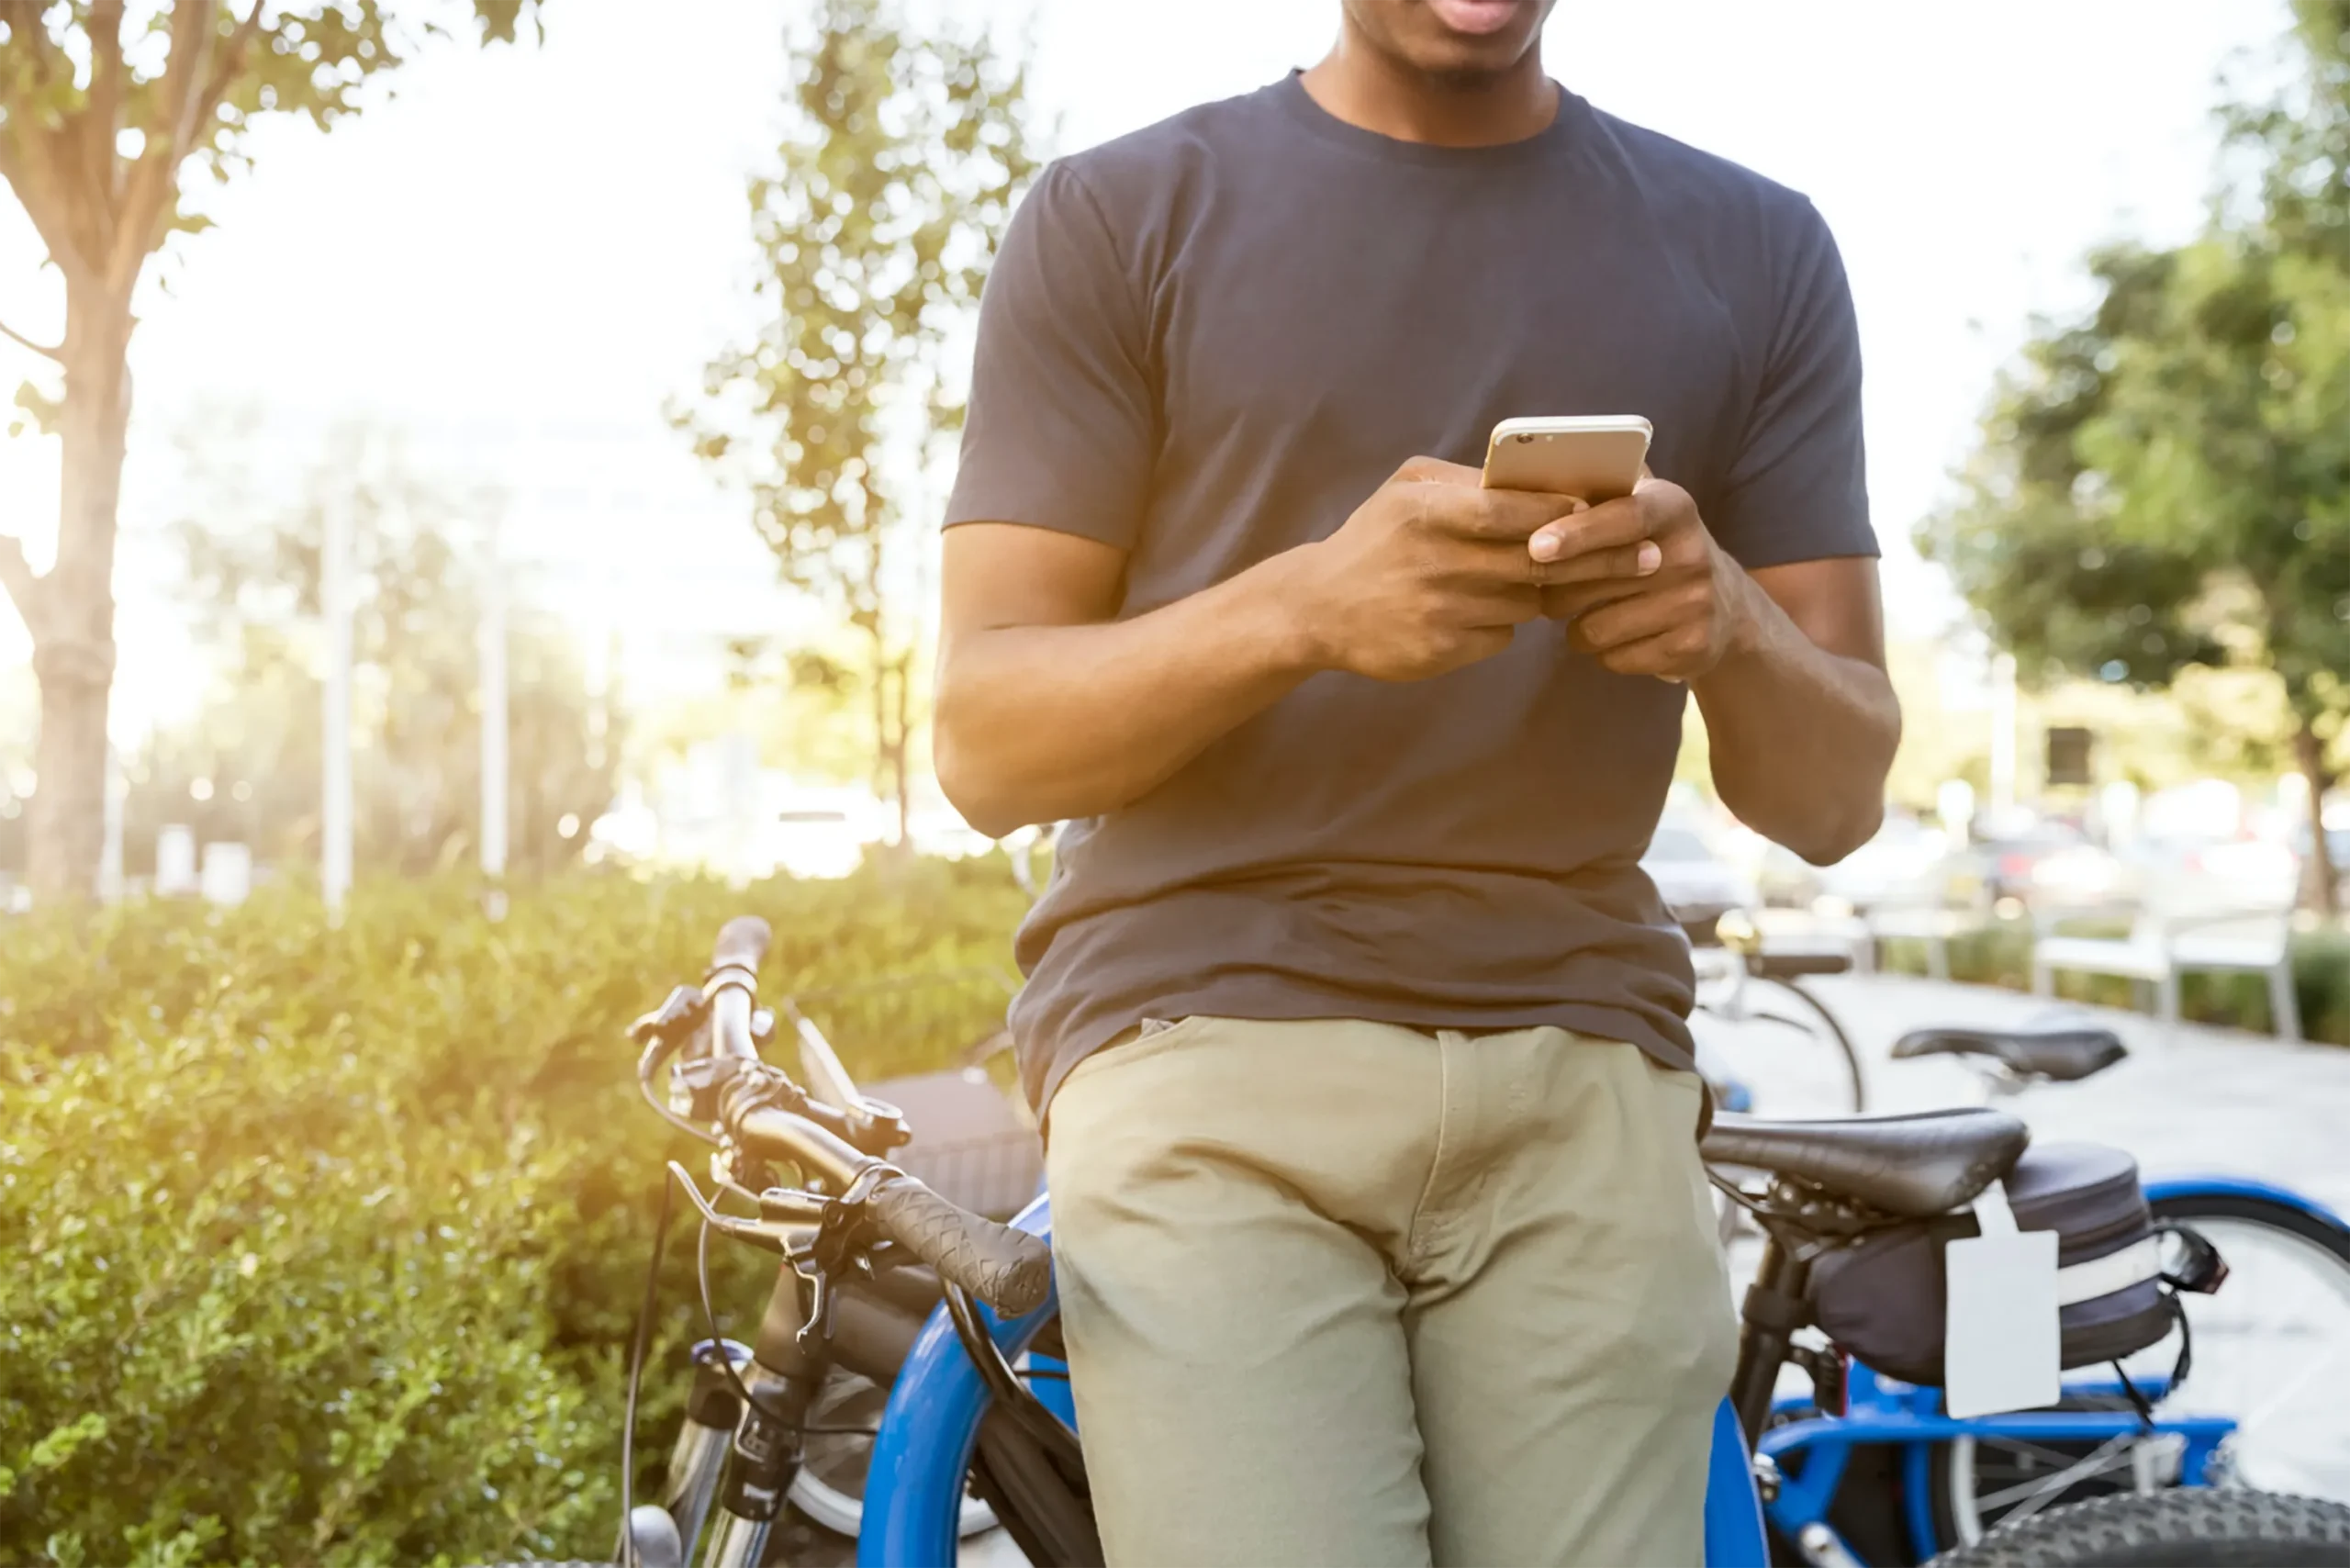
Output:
top-left (933, 0), bottom-right (1899, 1562)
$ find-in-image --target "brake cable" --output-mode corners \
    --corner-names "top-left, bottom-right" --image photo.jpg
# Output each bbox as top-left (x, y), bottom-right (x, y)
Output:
top-left (943, 1280), bottom-right (1086, 1479)
top-left (616, 1166), bottom-right (677, 1568)
top-left (678, 1172), bottom-right (879, 1439)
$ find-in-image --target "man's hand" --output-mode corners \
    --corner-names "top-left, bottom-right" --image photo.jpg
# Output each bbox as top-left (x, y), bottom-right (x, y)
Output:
top-left (1528, 477), bottom-right (1757, 683)
top-left (1294, 457), bottom-right (1661, 682)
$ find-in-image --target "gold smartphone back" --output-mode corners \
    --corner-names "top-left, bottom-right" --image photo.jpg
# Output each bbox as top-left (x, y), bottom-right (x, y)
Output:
top-left (1481, 416), bottom-right (1652, 500)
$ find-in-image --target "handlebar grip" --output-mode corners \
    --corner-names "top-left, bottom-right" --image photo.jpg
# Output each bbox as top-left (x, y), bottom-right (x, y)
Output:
top-left (864, 1175), bottom-right (1052, 1318)
top-left (711, 916), bottom-right (772, 974)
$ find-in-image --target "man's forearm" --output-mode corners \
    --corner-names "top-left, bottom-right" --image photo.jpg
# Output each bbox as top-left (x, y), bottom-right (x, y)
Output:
top-left (1693, 570), bottom-right (1900, 864)
top-left (934, 551), bottom-right (1323, 838)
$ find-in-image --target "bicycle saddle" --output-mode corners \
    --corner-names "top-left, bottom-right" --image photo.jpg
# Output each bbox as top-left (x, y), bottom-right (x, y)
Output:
top-left (1701, 1107), bottom-right (2031, 1218)
top-left (1887, 1024), bottom-right (2127, 1083)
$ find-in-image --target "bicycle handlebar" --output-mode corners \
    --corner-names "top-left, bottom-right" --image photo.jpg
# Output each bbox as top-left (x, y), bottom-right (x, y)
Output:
top-left (733, 1102), bottom-right (870, 1193)
top-left (864, 1174), bottom-right (1052, 1316)
top-left (667, 914), bottom-right (1052, 1318)
top-left (727, 1103), bottom-right (1053, 1316)
top-left (711, 915), bottom-right (773, 973)
top-left (706, 916), bottom-right (772, 1064)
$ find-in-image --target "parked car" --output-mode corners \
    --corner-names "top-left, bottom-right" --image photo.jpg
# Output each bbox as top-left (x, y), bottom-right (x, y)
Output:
top-left (1640, 823), bottom-right (1757, 942)
top-left (1953, 821), bottom-right (2127, 908)
top-left (1814, 813), bottom-right (1951, 913)
top-left (1751, 812), bottom-right (1949, 914)
top-left (2127, 832), bottom-right (2300, 911)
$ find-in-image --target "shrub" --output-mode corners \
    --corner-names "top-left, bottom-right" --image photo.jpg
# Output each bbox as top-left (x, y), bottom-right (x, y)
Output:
top-left (0, 861), bottom-right (1025, 1567)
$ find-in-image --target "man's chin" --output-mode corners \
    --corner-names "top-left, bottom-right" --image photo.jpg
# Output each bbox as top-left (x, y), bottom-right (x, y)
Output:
top-left (1406, 42), bottom-right (1529, 90)
top-left (1405, 0), bottom-right (1545, 79)
top-left (1427, 0), bottom-right (1528, 37)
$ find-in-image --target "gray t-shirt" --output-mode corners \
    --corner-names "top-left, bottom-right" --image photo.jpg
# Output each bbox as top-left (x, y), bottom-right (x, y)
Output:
top-left (945, 74), bottom-right (1876, 1113)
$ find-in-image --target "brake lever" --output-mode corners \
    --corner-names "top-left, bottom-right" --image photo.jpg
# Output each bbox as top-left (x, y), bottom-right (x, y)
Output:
top-left (791, 1165), bottom-right (899, 1351)
top-left (629, 984), bottom-right (708, 1047)
top-left (666, 1160), bottom-right (795, 1254)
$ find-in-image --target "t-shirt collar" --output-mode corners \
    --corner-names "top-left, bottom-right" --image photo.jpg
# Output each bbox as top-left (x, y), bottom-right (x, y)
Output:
top-left (1268, 68), bottom-right (1586, 170)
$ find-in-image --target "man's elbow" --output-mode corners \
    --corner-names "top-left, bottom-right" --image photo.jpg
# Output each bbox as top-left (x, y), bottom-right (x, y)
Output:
top-left (1728, 715), bottom-right (1900, 865)
top-left (1796, 745), bottom-right (1901, 863)
top-left (934, 720), bottom-right (1026, 843)
top-left (1790, 796), bottom-right (1886, 867)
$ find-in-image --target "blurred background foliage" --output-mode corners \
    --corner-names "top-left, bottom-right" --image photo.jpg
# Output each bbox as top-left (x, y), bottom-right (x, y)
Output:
top-left (118, 424), bottom-right (619, 882)
top-left (0, 861), bottom-right (1026, 1567)
top-left (1926, 0), bottom-right (2350, 911)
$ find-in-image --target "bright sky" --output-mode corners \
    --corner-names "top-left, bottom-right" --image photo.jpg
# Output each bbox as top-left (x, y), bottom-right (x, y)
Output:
top-left (0, 0), bottom-right (2297, 751)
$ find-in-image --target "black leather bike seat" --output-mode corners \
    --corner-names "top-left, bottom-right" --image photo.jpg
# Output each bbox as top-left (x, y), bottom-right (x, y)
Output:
top-left (1701, 1107), bottom-right (2031, 1219)
top-left (1888, 1024), bottom-right (2127, 1083)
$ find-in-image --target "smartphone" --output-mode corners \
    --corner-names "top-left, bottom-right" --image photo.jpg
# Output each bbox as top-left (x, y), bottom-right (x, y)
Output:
top-left (1481, 415), bottom-right (1652, 501)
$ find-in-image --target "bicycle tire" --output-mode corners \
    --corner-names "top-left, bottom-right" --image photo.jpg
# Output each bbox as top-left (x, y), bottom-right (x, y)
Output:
top-left (1931, 1191), bottom-right (2350, 1548)
top-left (1923, 1490), bottom-right (2350, 1566)
top-left (787, 1368), bottom-right (1000, 1540)
top-left (1758, 973), bottom-right (1868, 1114)
top-left (2146, 1191), bottom-right (2350, 1271)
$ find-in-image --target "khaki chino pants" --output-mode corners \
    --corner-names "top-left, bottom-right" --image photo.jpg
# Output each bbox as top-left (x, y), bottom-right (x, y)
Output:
top-left (1045, 1017), bottom-right (1737, 1567)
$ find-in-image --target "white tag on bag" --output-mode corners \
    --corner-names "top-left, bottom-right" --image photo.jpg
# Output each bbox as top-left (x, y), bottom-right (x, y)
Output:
top-left (1942, 1180), bottom-right (2061, 1418)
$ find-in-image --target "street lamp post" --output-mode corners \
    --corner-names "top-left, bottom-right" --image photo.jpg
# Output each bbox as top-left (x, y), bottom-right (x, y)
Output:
top-left (479, 512), bottom-right (509, 887)
top-left (321, 482), bottom-right (354, 915)
top-left (1989, 650), bottom-right (2019, 816)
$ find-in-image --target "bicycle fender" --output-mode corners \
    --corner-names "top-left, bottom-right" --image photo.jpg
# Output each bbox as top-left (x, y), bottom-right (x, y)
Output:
top-left (860, 1194), bottom-right (1058, 1568)
top-left (2145, 1175), bottom-right (2350, 1230)
top-left (1706, 1397), bottom-right (1771, 1568)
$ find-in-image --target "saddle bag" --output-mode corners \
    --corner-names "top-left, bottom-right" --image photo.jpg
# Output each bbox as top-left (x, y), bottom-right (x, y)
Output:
top-left (1806, 1142), bottom-right (2174, 1388)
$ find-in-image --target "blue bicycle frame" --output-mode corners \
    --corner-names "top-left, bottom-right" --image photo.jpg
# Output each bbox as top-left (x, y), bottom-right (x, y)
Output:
top-left (1729, 1172), bottom-right (2344, 1563)
top-left (1757, 1362), bottom-right (2232, 1564)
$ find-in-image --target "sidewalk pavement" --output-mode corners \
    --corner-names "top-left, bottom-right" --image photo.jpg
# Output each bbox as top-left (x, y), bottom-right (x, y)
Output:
top-left (1799, 972), bottom-right (2350, 1214)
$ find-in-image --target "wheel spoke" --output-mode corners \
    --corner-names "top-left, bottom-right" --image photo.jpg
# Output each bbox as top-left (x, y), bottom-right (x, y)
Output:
top-left (1977, 1435), bottom-right (2138, 1522)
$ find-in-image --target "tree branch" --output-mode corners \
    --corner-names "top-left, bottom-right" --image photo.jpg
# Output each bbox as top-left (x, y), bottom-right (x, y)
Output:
top-left (0, 533), bottom-right (45, 639)
top-left (0, 20), bottom-right (94, 282)
top-left (178, 0), bottom-right (256, 160)
top-left (89, 0), bottom-right (129, 205)
top-left (0, 318), bottom-right (62, 361)
top-left (109, 0), bottom-right (265, 290)
top-left (190, 0), bottom-right (270, 168)
top-left (13, 6), bottom-right (69, 91)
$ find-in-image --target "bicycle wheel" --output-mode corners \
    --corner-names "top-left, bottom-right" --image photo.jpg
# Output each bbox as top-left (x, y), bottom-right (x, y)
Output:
top-left (1762, 976), bottom-right (1866, 1114)
top-left (2142, 1194), bottom-right (2350, 1498)
top-left (1934, 1191), bottom-right (2350, 1546)
top-left (1690, 972), bottom-right (1866, 1120)
top-left (788, 1368), bottom-right (1000, 1540)
top-left (1923, 1490), bottom-right (2350, 1566)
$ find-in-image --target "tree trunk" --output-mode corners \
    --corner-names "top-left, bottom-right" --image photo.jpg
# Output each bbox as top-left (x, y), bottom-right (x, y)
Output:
top-left (25, 287), bottom-right (135, 902)
top-left (2292, 717), bottom-right (2340, 919)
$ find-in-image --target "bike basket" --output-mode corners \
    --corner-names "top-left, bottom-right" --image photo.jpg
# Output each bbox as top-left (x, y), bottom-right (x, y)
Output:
top-left (1806, 1142), bottom-right (2173, 1388)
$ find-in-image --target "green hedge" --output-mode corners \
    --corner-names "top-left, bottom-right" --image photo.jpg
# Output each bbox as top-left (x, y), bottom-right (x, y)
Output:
top-left (1874, 918), bottom-right (2350, 1045)
top-left (0, 864), bottom-right (1028, 1568)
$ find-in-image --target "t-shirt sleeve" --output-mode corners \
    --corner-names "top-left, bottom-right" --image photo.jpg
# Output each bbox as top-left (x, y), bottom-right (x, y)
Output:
top-left (1707, 196), bottom-right (1876, 568)
top-left (942, 162), bottom-right (1156, 549)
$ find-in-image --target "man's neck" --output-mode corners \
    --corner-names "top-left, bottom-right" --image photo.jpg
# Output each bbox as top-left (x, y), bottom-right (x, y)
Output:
top-left (1298, 29), bottom-right (1557, 148)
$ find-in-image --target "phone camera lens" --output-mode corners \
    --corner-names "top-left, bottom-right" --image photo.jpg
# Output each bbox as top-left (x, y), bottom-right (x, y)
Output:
top-left (1515, 432), bottom-right (1535, 443)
